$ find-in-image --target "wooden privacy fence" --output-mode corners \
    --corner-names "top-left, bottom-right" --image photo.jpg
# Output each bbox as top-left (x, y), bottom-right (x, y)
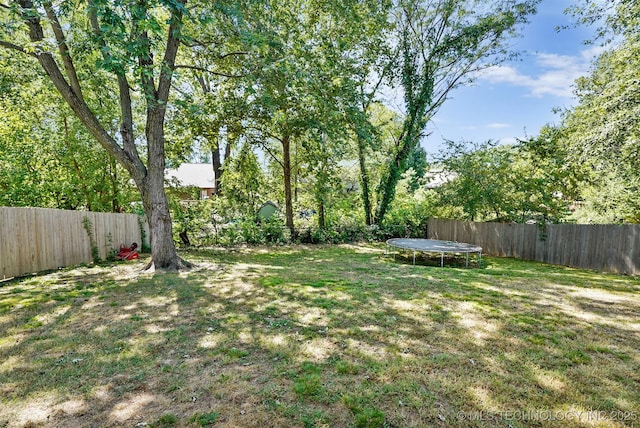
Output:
top-left (428, 218), bottom-right (640, 275)
top-left (0, 207), bottom-right (148, 279)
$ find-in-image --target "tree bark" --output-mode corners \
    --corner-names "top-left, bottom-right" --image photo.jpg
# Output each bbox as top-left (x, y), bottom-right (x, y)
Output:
top-left (140, 109), bottom-right (185, 270)
top-left (282, 134), bottom-right (295, 238)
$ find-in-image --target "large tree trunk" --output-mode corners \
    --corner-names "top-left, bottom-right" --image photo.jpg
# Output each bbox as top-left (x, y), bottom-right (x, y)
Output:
top-left (138, 178), bottom-right (183, 270)
top-left (282, 134), bottom-right (295, 238)
top-left (141, 109), bottom-right (188, 270)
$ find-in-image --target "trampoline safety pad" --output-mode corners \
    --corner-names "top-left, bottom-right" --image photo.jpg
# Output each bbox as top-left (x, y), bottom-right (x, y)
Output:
top-left (386, 238), bottom-right (482, 267)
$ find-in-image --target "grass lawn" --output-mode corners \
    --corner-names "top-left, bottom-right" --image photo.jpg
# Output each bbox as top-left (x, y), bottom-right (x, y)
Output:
top-left (1, 244), bottom-right (639, 427)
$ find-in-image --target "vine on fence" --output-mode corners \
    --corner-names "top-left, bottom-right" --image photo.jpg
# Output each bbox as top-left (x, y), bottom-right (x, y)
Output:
top-left (82, 216), bottom-right (101, 263)
top-left (138, 216), bottom-right (151, 253)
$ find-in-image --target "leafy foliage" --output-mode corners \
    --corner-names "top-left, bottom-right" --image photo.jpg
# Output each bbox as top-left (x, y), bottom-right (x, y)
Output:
top-left (559, 2), bottom-right (640, 222)
top-left (436, 138), bottom-right (572, 223)
top-left (0, 51), bottom-right (134, 211)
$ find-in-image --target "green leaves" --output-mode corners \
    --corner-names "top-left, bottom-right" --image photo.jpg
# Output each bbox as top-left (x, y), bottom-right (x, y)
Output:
top-left (558, 5), bottom-right (640, 221)
top-left (436, 137), bottom-right (571, 223)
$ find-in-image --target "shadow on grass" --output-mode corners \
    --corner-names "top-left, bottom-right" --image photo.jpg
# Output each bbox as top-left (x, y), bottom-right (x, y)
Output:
top-left (0, 245), bottom-right (639, 427)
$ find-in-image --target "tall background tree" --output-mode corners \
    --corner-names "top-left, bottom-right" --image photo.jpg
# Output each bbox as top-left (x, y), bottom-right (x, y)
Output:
top-left (212, 0), bottom-right (391, 237)
top-left (559, 0), bottom-right (640, 222)
top-left (372, 0), bottom-right (539, 225)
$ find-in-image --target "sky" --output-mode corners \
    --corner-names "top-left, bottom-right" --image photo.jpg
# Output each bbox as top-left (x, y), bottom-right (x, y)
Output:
top-left (414, 0), bottom-right (602, 156)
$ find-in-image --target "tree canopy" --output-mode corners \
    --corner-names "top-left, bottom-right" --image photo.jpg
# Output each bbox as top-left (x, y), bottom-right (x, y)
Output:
top-left (11, 0), bottom-right (621, 255)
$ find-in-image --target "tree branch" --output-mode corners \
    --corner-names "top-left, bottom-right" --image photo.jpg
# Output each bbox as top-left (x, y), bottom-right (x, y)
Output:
top-left (156, 0), bottom-right (185, 105)
top-left (195, 73), bottom-right (210, 93)
top-left (256, 139), bottom-right (285, 169)
top-left (16, 0), bottom-right (141, 179)
top-left (219, 51), bottom-right (248, 59)
top-left (88, 0), bottom-right (140, 172)
top-left (0, 39), bottom-right (35, 56)
top-left (43, 1), bottom-right (84, 102)
top-left (138, 30), bottom-right (157, 104)
top-left (174, 64), bottom-right (246, 79)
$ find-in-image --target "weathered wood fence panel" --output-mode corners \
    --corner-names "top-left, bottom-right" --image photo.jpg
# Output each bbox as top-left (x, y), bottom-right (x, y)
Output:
top-left (428, 218), bottom-right (640, 275)
top-left (0, 207), bottom-right (148, 279)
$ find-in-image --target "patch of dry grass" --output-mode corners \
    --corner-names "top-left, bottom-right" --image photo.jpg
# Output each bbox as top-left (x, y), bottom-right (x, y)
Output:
top-left (1, 244), bottom-right (639, 427)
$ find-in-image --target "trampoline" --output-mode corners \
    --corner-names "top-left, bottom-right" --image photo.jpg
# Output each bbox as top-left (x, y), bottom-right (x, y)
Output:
top-left (386, 238), bottom-right (482, 267)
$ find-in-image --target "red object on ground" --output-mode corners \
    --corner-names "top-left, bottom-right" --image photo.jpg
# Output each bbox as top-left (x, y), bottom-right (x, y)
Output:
top-left (118, 243), bottom-right (139, 260)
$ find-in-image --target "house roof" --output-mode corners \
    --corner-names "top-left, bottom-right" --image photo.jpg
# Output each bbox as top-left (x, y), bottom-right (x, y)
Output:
top-left (165, 163), bottom-right (215, 189)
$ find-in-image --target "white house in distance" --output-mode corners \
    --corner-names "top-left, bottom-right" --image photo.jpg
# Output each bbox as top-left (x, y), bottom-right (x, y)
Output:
top-left (165, 163), bottom-right (216, 199)
top-left (424, 168), bottom-right (456, 189)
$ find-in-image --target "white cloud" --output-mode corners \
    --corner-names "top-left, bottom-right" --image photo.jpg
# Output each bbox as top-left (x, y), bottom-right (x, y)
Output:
top-left (477, 48), bottom-right (600, 99)
top-left (497, 137), bottom-right (518, 145)
top-left (487, 123), bottom-right (511, 129)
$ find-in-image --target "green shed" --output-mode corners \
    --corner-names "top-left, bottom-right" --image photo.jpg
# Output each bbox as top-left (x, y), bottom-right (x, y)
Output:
top-left (257, 201), bottom-right (278, 220)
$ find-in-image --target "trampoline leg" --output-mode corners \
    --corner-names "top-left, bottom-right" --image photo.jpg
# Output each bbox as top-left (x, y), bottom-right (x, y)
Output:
top-left (466, 252), bottom-right (469, 268)
top-left (413, 251), bottom-right (416, 265)
top-left (441, 252), bottom-right (444, 267)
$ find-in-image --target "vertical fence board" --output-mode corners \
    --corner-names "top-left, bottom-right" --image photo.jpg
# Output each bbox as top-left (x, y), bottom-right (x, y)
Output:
top-left (623, 225), bottom-right (640, 274)
top-left (0, 207), bottom-right (145, 279)
top-left (1, 208), bottom-right (19, 278)
top-left (427, 218), bottom-right (640, 275)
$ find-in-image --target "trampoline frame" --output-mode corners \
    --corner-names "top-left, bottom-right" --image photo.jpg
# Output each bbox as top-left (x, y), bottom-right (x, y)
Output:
top-left (386, 238), bottom-right (482, 267)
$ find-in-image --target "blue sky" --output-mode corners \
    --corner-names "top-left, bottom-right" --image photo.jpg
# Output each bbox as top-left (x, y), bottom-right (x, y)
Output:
top-left (418, 0), bottom-right (602, 155)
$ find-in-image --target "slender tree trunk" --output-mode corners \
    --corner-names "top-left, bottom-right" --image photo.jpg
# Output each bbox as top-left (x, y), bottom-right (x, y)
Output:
top-left (224, 141), bottom-right (232, 164)
top-left (293, 140), bottom-right (298, 203)
top-left (62, 116), bottom-right (94, 210)
top-left (356, 135), bottom-right (372, 225)
top-left (282, 134), bottom-right (295, 238)
top-left (109, 157), bottom-right (120, 212)
top-left (318, 200), bottom-right (325, 229)
top-left (211, 142), bottom-right (222, 195)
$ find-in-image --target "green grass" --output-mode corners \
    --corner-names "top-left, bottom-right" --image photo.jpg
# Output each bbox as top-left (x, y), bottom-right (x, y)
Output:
top-left (1, 243), bottom-right (639, 427)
